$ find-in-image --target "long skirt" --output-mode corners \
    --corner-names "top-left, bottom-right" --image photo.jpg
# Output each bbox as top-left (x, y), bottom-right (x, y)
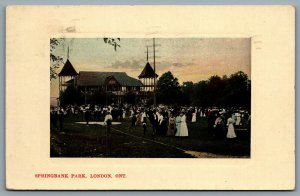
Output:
top-left (226, 124), bottom-right (237, 138)
top-left (167, 123), bottom-right (176, 136)
top-left (179, 122), bottom-right (188, 137)
top-left (191, 114), bottom-right (196, 122)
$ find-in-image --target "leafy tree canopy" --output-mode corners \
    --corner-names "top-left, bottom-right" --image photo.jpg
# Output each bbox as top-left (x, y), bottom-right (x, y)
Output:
top-left (156, 71), bottom-right (250, 108)
top-left (157, 71), bottom-right (181, 105)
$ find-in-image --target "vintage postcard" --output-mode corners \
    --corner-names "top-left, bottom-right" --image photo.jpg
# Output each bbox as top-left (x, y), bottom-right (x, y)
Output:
top-left (6, 6), bottom-right (295, 190)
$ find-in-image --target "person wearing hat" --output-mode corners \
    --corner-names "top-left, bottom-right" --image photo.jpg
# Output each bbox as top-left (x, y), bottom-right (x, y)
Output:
top-left (104, 111), bottom-right (113, 128)
top-left (85, 107), bottom-right (91, 125)
top-left (235, 112), bottom-right (242, 126)
top-left (226, 113), bottom-right (237, 139)
top-left (122, 109), bottom-right (126, 119)
top-left (191, 109), bottom-right (197, 123)
top-left (135, 111), bottom-right (142, 127)
top-left (130, 111), bottom-right (137, 130)
top-left (50, 107), bottom-right (58, 131)
top-left (167, 113), bottom-right (176, 136)
top-left (214, 113), bottom-right (225, 138)
top-left (57, 107), bottom-right (64, 131)
top-left (157, 111), bottom-right (164, 136)
top-left (142, 114), bottom-right (147, 135)
top-left (179, 111), bottom-right (188, 137)
top-left (148, 109), bottom-right (157, 135)
top-left (160, 113), bottom-right (168, 136)
top-left (175, 113), bottom-right (182, 137)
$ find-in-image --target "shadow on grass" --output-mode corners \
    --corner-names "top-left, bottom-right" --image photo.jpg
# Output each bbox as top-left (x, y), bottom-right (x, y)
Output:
top-left (51, 115), bottom-right (250, 158)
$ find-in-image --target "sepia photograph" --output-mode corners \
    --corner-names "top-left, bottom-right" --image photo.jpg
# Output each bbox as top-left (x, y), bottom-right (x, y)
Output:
top-left (50, 38), bottom-right (251, 158)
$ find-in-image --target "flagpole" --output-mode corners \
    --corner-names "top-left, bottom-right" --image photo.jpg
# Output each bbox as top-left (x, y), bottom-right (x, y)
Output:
top-left (147, 46), bottom-right (149, 62)
top-left (153, 38), bottom-right (156, 108)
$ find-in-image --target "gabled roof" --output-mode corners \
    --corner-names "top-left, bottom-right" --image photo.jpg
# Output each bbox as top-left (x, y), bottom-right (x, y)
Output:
top-left (138, 62), bottom-right (158, 78)
top-left (58, 59), bottom-right (78, 76)
top-left (77, 71), bottom-right (143, 87)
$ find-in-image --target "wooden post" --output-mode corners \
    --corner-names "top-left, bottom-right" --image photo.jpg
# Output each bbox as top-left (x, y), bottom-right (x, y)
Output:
top-left (153, 38), bottom-right (156, 108)
top-left (105, 85), bottom-right (108, 106)
top-left (85, 86), bottom-right (87, 104)
top-left (58, 76), bottom-right (61, 106)
top-left (106, 123), bottom-right (109, 157)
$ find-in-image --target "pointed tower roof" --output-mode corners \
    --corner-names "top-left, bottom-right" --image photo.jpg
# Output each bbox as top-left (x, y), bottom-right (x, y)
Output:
top-left (138, 62), bottom-right (158, 78)
top-left (58, 59), bottom-right (78, 76)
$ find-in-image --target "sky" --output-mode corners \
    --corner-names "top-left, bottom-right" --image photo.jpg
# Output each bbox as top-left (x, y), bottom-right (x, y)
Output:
top-left (50, 38), bottom-right (251, 97)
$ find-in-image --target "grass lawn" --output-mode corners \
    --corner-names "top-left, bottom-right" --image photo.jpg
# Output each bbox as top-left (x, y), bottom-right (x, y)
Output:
top-left (51, 115), bottom-right (250, 158)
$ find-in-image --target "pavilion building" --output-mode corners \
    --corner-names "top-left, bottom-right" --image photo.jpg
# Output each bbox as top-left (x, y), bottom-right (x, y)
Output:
top-left (57, 46), bottom-right (158, 105)
top-left (75, 71), bottom-right (143, 104)
top-left (58, 59), bottom-right (144, 105)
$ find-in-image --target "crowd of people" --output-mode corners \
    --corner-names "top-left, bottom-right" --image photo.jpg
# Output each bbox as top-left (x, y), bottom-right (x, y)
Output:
top-left (128, 107), bottom-right (189, 137)
top-left (50, 104), bottom-right (250, 139)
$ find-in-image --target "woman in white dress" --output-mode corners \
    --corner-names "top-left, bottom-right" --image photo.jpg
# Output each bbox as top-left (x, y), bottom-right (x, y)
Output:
top-left (122, 110), bottom-right (126, 119)
top-left (191, 112), bottom-right (196, 123)
top-left (179, 113), bottom-right (189, 137)
top-left (226, 114), bottom-right (237, 139)
top-left (235, 112), bottom-right (241, 125)
top-left (175, 114), bottom-right (182, 136)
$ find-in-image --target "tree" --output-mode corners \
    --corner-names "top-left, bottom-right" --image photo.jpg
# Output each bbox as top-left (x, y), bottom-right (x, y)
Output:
top-left (50, 38), bottom-right (120, 81)
top-left (50, 38), bottom-right (64, 81)
top-left (156, 71), bottom-right (181, 105)
top-left (206, 75), bottom-right (227, 106)
top-left (182, 71), bottom-right (250, 108)
top-left (192, 80), bottom-right (208, 106)
top-left (181, 81), bottom-right (194, 105)
top-left (59, 85), bottom-right (83, 106)
top-left (103, 38), bottom-right (121, 51)
top-left (224, 71), bottom-right (250, 108)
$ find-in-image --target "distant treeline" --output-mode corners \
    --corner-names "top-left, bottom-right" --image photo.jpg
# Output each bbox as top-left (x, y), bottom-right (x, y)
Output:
top-left (157, 71), bottom-right (251, 108)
